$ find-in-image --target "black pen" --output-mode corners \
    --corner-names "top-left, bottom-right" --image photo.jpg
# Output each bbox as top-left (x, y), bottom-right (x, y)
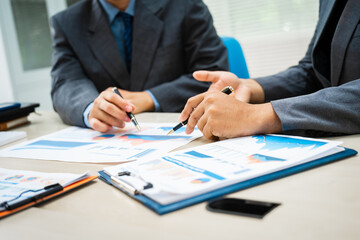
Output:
top-left (167, 86), bottom-right (234, 135)
top-left (112, 87), bottom-right (141, 131)
top-left (1, 183), bottom-right (63, 211)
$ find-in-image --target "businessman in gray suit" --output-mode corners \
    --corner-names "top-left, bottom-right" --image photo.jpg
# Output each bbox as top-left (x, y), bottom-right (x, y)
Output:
top-left (180, 0), bottom-right (360, 139)
top-left (50, 0), bottom-right (228, 132)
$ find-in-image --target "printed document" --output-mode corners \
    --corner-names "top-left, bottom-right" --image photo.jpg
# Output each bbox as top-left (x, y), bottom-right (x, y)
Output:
top-left (0, 131), bottom-right (26, 147)
top-left (104, 134), bottom-right (344, 205)
top-left (0, 124), bottom-right (202, 163)
top-left (0, 168), bottom-right (89, 211)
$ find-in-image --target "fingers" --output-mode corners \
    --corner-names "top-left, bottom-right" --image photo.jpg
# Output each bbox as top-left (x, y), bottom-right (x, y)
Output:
top-left (89, 118), bottom-right (111, 132)
top-left (117, 90), bottom-right (155, 113)
top-left (196, 112), bottom-right (210, 138)
top-left (197, 102), bottom-right (221, 140)
top-left (97, 99), bottom-right (129, 121)
top-left (193, 70), bottom-right (222, 83)
top-left (89, 88), bottom-right (136, 131)
top-left (90, 108), bottom-right (125, 129)
top-left (179, 93), bottom-right (206, 122)
top-left (102, 90), bottom-right (134, 113)
top-left (185, 103), bottom-right (205, 134)
top-left (194, 71), bottom-right (242, 94)
top-left (201, 120), bottom-right (217, 140)
top-left (184, 92), bottom-right (218, 135)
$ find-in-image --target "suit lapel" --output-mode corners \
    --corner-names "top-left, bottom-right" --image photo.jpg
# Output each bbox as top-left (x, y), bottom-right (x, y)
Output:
top-left (331, 0), bottom-right (360, 85)
top-left (87, 0), bottom-right (131, 89)
top-left (313, 0), bottom-right (336, 48)
top-left (130, 0), bottom-right (164, 91)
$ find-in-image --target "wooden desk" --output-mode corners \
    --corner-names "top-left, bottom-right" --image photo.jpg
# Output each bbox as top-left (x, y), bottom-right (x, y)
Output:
top-left (1, 111), bottom-right (359, 240)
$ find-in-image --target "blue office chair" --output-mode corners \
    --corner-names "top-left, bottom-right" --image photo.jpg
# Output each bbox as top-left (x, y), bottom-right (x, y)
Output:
top-left (221, 36), bottom-right (250, 79)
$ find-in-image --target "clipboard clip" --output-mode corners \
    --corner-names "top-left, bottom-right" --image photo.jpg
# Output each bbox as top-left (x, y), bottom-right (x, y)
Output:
top-left (110, 171), bottom-right (153, 195)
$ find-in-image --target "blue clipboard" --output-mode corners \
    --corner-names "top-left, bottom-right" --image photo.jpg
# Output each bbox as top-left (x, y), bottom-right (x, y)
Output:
top-left (98, 147), bottom-right (357, 215)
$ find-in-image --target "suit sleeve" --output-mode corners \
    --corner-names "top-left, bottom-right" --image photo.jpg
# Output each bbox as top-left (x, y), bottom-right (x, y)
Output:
top-left (271, 79), bottom-right (360, 135)
top-left (148, 0), bottom-right (229, 112)
top-left (50, 16), bottom-right (98, 127)
top-left (254, 3), bottom-right (360, 135)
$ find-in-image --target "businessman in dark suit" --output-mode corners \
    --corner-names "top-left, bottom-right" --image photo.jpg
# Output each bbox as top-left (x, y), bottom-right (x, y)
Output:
top-left (50, 0), bottom-right (228, 132)
top-left (180, 0), bottom-right (360, 139)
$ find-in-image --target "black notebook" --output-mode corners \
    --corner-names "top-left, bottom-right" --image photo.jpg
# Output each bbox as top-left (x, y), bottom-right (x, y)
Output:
top-left (0, 102), bottom-right (39, 122)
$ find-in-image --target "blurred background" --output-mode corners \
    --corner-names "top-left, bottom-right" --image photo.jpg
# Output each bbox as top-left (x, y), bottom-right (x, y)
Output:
top-left (0, 0), bottom-right (319, 110)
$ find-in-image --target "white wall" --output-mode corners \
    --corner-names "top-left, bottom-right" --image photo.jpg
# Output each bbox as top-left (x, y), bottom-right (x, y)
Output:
top-left (0, 23), bottom-right (14, 102)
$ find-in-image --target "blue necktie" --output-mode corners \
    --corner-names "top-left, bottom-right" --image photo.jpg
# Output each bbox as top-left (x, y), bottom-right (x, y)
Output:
top-left (120, 12), bottom-right (133, 72)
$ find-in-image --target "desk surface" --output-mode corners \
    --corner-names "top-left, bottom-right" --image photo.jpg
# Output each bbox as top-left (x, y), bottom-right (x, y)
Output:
top-left (0, 111), bottom-right (359, 240)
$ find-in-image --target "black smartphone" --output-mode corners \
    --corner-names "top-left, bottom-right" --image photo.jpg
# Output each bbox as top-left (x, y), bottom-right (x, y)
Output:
top-left (206, 198), bottom-right (280, 219)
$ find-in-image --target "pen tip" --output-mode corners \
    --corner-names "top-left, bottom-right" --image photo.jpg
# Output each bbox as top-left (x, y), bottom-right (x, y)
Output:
top-left (167, 130), bottom-right (174, 135)
top-left (136, 125), bottom-right (141, 131)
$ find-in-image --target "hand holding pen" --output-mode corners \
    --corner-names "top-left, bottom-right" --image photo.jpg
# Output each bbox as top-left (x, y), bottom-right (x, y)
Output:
top-left (88, 87), bottom-right (139, 132)
top-left (112, 87), bottom-right (141, 131)
top-left (168, 86), bottom-right (234, 135)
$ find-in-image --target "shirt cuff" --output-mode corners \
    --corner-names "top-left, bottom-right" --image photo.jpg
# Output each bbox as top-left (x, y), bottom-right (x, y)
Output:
top-left (83, 102), bottom-right (94, 128)
top-left (146, 90), bottom-right (161, 112)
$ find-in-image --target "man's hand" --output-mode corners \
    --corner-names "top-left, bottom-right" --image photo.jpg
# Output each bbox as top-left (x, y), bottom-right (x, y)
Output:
top-left (179, 91), bottom-right (282, 139)
top-left (89, 88), bottom-right (155, 132)
top-left (193, 70), bottom-right (265, 103)
top-left (89, 87), bottom-right (135, 132)
top-left (117, 89), bottom-right (155, 113)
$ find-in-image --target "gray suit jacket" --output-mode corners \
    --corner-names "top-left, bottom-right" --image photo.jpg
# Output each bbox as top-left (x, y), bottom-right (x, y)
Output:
top-left (256, 0), bottom-right (360, 136)
top-left (50, 0), bottom-right (228, 127)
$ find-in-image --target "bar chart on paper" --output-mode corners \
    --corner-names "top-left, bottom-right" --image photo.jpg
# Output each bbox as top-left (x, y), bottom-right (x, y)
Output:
top-left (103, 134), bottom-right (344, 205)
top-left (117, 134), bottom-right (191, 146)
top-left (0, 123), bottom-right (202, 163)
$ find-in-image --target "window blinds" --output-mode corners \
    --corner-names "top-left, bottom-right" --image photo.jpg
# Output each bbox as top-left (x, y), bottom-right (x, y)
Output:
top-left (203, 0), bottom-right (319, 78)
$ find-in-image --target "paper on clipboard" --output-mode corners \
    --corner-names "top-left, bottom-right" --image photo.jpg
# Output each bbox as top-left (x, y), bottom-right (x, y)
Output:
top-left (103, 134), bottom-right (344, 205)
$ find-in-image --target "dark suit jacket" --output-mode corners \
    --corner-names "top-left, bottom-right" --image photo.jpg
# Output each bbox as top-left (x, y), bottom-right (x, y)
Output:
top-left (50, 0), bottom-right (228, 127)
top-left (256, 0), bottom-right (360, 136)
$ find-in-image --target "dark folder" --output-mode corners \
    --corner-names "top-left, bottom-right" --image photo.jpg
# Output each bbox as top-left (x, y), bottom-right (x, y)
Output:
top-left (99, 148), bottom-right (357, 215)
top-left (0, 102), bottom-right (39, 122)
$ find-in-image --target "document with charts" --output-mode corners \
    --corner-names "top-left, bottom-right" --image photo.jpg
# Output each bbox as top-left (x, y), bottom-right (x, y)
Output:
top-left (0, 124), bottom-right (202, 163)
top-left (0, 168), bottom-right (90, 211)
top-left (103, 134), bottom-right (344, 205)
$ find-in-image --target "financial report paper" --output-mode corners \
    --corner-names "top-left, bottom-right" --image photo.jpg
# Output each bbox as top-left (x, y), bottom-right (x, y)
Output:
top-left (104, 134), bottom-right (343, 205)
top-left (0, 124), bottom-right (202, 163)
top-left (0, 168), bottom-right (89, 211)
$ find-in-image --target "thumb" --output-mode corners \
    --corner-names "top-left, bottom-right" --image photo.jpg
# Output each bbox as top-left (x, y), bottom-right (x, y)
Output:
top-left (193, 70), bottom-right (223, 83)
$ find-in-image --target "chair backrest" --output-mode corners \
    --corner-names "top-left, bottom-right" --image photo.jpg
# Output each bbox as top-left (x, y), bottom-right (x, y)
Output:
top-left (221, 36), bottom-right (250, 79)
